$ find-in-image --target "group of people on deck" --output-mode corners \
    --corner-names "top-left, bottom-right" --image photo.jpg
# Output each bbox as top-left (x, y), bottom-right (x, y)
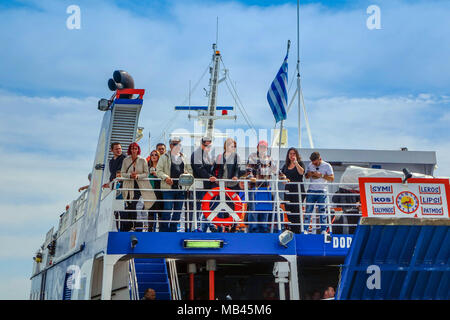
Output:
top-left (100, 137), bottom-right (334, 234)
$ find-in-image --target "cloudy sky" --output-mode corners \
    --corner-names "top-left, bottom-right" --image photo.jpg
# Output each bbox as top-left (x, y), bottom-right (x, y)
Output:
top-left (0, 0), bottom-right (449, 299)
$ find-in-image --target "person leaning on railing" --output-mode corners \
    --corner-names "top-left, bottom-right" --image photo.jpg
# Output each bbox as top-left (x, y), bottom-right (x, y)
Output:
top-left (246, 140), bottom-right (277, 233)
top-left (280, 147), bottom-right (306, 234)
top-left (191, 136), bottom-right (217, 232)
top-left (213, 138), bottom-right (241, 190)
top-left (147, 149), bottom-right (163, 232)
top-left (156, 137), bottom-right (192, 232)
top-left (120, 142), bottom-right (156, 232)
top-left (102, 142), bottom-right (126, 231)
top-left (78, 173), bottom-right (92, 192)
top-left (303, 151), bottom-right (334, 235)
top-left (103, 142), bottom-right (126, 189)
top-left (211, 138), bottom-right (242, 232)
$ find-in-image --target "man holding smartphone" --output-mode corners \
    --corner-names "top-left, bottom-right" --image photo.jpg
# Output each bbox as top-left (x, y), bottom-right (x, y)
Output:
top-left (304, 152), bottom-right (334, 234)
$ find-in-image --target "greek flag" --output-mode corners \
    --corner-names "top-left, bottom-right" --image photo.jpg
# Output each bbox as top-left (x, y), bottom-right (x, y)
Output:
top-left (267, 48), bottom-right (289, 123)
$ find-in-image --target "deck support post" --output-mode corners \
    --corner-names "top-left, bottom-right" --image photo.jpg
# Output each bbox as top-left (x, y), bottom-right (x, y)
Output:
top-left (101, 254), bottom-right (125, 300)
top-left (273, 262), bottom-right (289, 300)
top-left (281, 255), bottom-right (300, 300)
top-left (206, 259), bottom-right (216, 300)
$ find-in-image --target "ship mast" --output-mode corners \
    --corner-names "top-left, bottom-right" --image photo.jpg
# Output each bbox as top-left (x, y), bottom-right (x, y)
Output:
top-left (173, 43), bottom-right (236, 144)
top-left (205, 44), bottom-right (221, 139)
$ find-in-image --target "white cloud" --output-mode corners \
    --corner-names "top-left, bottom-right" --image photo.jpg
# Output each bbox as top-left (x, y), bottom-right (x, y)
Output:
top-left (0, 92), bottom-right (101, 156)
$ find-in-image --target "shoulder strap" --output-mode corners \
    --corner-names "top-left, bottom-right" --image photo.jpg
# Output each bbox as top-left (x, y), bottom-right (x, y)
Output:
top-left (125, 158), bottom-right (138, 172)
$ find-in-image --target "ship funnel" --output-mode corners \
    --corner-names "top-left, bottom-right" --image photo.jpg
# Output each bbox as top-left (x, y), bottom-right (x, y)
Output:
top-left (107, 78), bottom-right (123, 91)
top-left (113, 70), bottom-right (135, 89)
top-left (108, 70), bottom-right (135, 98)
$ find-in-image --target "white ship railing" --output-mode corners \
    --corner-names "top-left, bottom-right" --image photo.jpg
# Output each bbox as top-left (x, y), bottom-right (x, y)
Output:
top-left (57, 189), bottom-right (88, 238)
top-left (103, 177), bottom-right (362, 234)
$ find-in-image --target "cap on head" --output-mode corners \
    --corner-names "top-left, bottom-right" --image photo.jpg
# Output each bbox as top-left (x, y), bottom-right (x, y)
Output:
top-left (258, 140), bottom-right (268, 147)
top-left (201, 136), bottom-right (212, 144)
top-left (169, 136), bottom-right (182, 144)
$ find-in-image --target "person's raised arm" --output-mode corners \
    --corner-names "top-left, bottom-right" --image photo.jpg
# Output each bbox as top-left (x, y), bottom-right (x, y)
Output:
top-left (294, 160), bottom-right (305, 175)
top-left (78, 185), bottom-right (89, 192)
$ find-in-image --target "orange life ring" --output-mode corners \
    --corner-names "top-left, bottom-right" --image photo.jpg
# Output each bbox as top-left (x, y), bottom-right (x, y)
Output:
top-left (202, 187), bottom-right (244, 227)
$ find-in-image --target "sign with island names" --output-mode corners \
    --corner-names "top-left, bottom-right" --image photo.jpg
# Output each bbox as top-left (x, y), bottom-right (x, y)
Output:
top-left (359, 177), bottom-right (450, 219)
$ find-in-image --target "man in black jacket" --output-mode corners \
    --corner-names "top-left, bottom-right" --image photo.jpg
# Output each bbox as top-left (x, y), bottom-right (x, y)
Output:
top-left (191, 137), bottom-right (217, 187)
top-left (191, 137), bottom-right (217, 231)
top-left (103, 142), bottom-right (126, 231)
top-left (103, 142), bottom-right (126, 188)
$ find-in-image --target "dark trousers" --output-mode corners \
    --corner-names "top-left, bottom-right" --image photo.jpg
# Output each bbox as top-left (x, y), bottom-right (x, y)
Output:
top-left (285, 191), bottom-right (301, 234)
top-left (148, 191), bottom-right (163, 232)
top-left (120, 188), bottom-right (142, 232)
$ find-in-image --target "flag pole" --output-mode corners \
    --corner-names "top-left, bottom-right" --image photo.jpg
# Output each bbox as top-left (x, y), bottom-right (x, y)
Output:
top-left (297, 0), bottom-right (301, 148)
top-left (275, 119), bottom-right (284, 233)
top-left (275, 40), bottom-right (290, 233)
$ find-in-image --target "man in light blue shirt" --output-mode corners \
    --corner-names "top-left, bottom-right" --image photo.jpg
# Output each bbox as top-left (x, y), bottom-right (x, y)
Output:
top-left (304, 152), bottom-right (334, 234)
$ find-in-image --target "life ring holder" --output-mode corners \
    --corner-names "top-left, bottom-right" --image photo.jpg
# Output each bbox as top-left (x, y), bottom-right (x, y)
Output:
top-left (201, 187), bottom-right (244, 227)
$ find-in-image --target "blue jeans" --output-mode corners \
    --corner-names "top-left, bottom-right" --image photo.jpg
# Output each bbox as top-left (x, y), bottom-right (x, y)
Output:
top-left (247, 188), bottom-right (272, 233)
top-left (160, 190), bottom-right (185, 232)
top-left (304, 190), bottom-right (328, 232)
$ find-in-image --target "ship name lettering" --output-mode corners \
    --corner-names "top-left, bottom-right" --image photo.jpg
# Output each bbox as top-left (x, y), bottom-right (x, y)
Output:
top-left (332, 236), bottom-right (352, 249)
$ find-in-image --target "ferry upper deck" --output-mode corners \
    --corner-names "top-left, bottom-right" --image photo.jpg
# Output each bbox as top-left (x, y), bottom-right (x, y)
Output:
top-left (29, 89), bottom-right (449, 301)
